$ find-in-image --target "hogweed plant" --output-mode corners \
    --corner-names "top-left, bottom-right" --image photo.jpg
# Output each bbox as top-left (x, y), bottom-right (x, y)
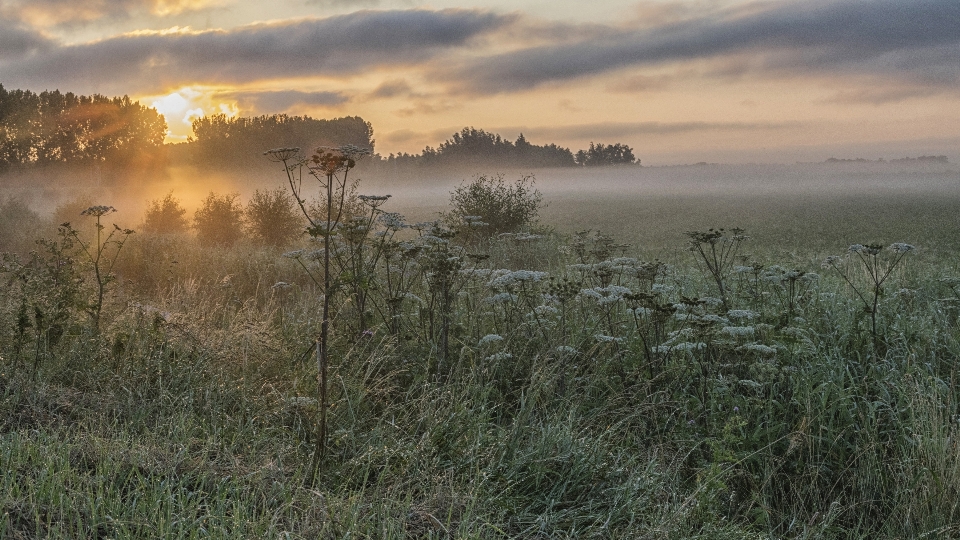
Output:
top-left (65, 205), bottom-right (134, 332)
top-left (686, 228), bottom-right (748, 311)
top-left (822, 242), bottom-right (915, 352)
top-left (266, 144), bottom-right (371, 485)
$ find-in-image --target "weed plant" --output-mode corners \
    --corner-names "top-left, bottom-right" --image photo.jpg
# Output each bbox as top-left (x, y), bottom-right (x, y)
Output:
top-left (1, 176), bottom-right (960, 538)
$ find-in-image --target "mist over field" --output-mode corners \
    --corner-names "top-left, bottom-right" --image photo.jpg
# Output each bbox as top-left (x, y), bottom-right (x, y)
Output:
top-left (3, 0), bottom-right (960, 534)
top-left (3, 158), bottom-right (957, 257)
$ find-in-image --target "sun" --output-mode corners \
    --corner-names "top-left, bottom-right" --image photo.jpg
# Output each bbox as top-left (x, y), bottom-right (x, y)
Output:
top-left (145, 87), bottom-right (239, 143)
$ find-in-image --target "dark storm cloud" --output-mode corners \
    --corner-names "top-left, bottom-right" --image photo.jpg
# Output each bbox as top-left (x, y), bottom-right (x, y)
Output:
top-left (0, 9), bottom-right (512, 94)
top-left (438, 0), bottom-right (960, 94)
top-left (222, 89), bottom-right (349, 112)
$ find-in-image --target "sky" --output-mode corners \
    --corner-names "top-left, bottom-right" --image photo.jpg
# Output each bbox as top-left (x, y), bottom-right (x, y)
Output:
top-left (1, 0), bottom-right (958, 165)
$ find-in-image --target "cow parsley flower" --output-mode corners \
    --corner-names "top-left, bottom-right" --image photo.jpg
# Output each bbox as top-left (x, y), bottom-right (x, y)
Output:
top-left (889, 243), bottom-right (915, 254)
top-left (722, 326), bottom-right (755, 337)
top-left (478, 334), bottom-right (504, 346)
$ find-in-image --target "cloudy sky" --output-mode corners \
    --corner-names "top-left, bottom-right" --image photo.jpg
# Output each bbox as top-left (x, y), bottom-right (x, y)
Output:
top-left (2, 0), bottom-right (958, 164)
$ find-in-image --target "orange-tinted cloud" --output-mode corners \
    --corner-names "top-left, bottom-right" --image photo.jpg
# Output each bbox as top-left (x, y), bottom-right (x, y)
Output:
top-left (0, 9), bottom-right (513, 95)
top-left (3, 0), bottom-right (221, 27)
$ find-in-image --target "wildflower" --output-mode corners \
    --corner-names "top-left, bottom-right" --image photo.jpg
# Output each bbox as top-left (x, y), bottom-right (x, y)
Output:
top-left (740, 343), bottom-right (778, 356)
top-left (478, 334), bottom-right (504, 346)
top-left (272, 281), bottom-right (291, 290)
top-left (555, 345), bottom-right (577, 355)
top-left (581, 285), bottom-right (632, 305)
top-left (282, 249), bottom-right (304, 259)
top-left (484, 352), bottom-right (514, 362)
top-left (378, 212), bottom-right (405, 230)
top-left (733, 406), bottom-right (740, 413)
top-left (594, 334), bottom-right (624, 343)
top-left (263, 147), bottom-right (301, 161)
top-left (533, 305), bottom-right (559, 316)
top-left (727, 309), bottom-right (758, 320)
top-left (358, 194), bottom-right (391, 208)
top-left (80, 205), bottom-right (116, 217)
top-left (659, 341), bottom-right (706, 352)
top-left (285, 396), bottom-right (318, 407)
top-left (361, 329), bottom-right (375, 337)
top-left (489, 270), bottom-right (548, 288)
top-left (697, 314), bottom-right (729, 324)
top-left (700, 296), bottom-right (723, 307)
top-left (849, 244), bottom-right (882, 255)
top-left (889, 243), bottom-right (915, 254)
top-left (484, 292), bottom-right (518, 304)
top-left (722, 326), bottom-right (755, 337)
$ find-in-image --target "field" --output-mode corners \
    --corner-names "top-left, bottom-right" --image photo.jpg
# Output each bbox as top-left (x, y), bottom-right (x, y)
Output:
top-left (2, 160), bottom-right (960, 538)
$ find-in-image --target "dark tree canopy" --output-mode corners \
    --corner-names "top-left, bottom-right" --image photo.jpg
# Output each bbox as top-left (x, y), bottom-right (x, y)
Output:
top-left (417, 128), bottom-right (575, 168)
top-left (189, 114), bottom-right (374, 168)
top-left (0, 84), bottom-right (166, 171)
top-left (377, 128), bottom-right (639, 169)
top-left (574, 142), bottom-right (638, 166)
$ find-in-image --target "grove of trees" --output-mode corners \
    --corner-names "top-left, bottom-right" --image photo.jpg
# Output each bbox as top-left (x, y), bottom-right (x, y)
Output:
top-left (187, 114), bottom-right (374, 169)
top-left (574, 142), bottom-right (638, 166)
top-left (0, 85), bottom-right (166, 171)
top-left (1, 85), bottom-right (641, 175)
top-left (378, 127), bottom-right (638, 169)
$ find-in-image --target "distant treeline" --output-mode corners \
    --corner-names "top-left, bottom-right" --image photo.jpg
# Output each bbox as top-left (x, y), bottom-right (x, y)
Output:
top-left (824, 155), bottom-right (949, 164)
top-left (0, 84), bottom-right (166, 172)
top-left (184, 113), bottom-right (375, 168)
top-left (1, 85), bottom-right (640, 173)
top-left (378, 127), bottom-right (638, 169)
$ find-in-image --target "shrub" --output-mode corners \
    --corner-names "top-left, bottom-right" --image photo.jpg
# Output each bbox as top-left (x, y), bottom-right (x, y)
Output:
top-left (447, 174), bottom-right (544, 237)
top-left (245, 187), bottom-right (305, 246)
top-left (0, 197), bottom-right (43, 254)
top-left (194, 192), bottom-right (244, 247)
top-left (142, 192), bottom-right (189, 234)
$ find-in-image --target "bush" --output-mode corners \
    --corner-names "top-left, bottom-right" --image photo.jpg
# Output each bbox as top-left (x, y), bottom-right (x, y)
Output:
top-left (0, 197), bottom-right (43, 254)
top-left (143, 192), bottom-right (189, 234)
top-left (447, 174), bottom-right (544, 237)
top-left (245, 187), bottom-right (304, 246)
top-left (194, 192), bottom-right (244, 247)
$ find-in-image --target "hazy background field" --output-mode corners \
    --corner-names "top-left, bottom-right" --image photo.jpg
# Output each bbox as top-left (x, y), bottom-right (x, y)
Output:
top-left (3, 159), bottom-right (958, 260)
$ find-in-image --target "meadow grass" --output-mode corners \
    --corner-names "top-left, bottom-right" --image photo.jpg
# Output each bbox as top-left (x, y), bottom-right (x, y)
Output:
top-left (2, 163), bottom-right (960, 538)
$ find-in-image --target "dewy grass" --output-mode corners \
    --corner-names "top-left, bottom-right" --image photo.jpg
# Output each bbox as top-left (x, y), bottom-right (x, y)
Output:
top-left (2, 179), bottom-right (960, 538)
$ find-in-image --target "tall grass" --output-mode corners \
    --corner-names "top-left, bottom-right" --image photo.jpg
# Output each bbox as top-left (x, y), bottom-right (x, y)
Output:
top-left (2, 186), bottom-right (960, 538)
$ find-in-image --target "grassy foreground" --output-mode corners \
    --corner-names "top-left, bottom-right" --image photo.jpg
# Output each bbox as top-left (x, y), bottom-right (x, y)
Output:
top-left (2, 189), bottom-right (960, 538)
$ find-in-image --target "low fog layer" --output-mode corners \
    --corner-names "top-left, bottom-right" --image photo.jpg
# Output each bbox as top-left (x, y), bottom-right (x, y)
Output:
top-left (2, 159), bottom-right (958, 255)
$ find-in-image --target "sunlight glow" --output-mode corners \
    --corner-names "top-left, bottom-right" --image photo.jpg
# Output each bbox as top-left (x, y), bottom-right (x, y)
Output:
top-left (148, 88), bottom-right (239, 142)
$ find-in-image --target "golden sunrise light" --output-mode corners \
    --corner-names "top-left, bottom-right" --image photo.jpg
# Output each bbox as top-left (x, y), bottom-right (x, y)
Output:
top-left (1, 0), bottom-right (953, 163)
top-left (4, 2), bottom-right (960, 534)
top-left (148, 88), bottom-right (239, 142)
